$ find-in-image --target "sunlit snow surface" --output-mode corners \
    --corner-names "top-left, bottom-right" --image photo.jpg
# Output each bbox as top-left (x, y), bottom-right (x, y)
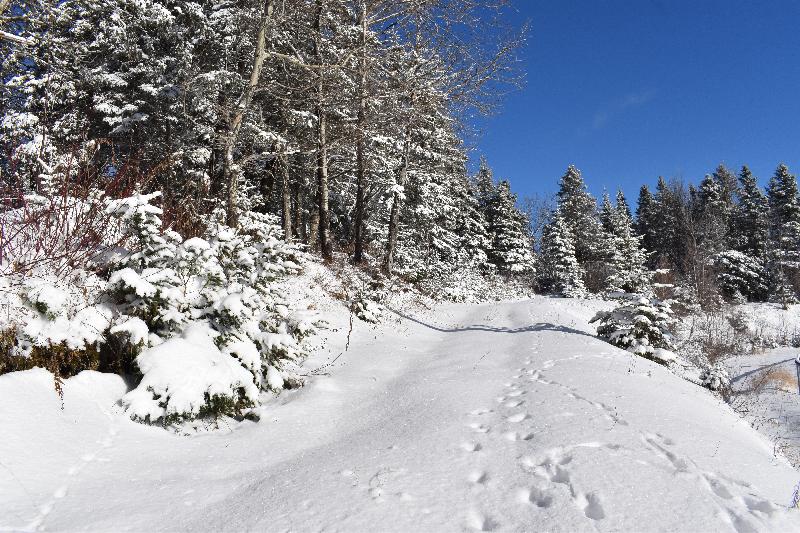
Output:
top-left (2, 296), bottom-right (799, 532)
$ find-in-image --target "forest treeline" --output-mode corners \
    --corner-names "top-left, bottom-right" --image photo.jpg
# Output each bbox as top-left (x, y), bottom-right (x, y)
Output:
top-left (0, 0), bottom-right (535, 293)
top-left (537, 162), bottom-right (800, 309)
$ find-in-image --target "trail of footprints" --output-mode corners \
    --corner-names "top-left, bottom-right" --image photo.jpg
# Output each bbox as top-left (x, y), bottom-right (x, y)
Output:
top-left (640, 432), bottom-right (782, 533)
top-left (461, 354), bottom-right (614, 530)
top-left (461, 328), bottom-right (786, 532)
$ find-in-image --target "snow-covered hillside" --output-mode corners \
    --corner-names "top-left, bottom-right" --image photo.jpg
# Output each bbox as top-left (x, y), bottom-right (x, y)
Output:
top-left (2, 297), bottom-right (798, 532)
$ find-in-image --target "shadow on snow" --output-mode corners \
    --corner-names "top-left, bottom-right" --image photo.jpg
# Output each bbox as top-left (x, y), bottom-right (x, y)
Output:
top-left (385, 307), bottom-right (596, 339)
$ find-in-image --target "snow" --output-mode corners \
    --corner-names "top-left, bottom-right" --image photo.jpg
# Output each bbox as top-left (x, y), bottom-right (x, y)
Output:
top-left (109, 316), bottom-right (149, 345)
top-left (728, 348), bottom-right (800, 467)
top-left (2, 297), bottom-right (799, 531)
top-left (121, 322), bottom-right (259, 422)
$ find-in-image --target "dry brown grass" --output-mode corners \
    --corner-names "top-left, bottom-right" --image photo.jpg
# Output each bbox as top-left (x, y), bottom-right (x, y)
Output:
top-left (759, 368), bottom-right (797, 393)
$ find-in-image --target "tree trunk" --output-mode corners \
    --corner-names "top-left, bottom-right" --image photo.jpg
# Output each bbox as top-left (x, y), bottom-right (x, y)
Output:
top-left (309, 207), bottom-right (319, 249)
top-left (353, 2), bottom-right (368, 264)
top-left (293, 181), bottom-right (303, 241)
top-left (280, 152), bottom-right (292, 241)
top-left (225, 0), bottom-right (273, 227)
top-left (313, 0), bottom-right (332, 260)
top-left (383, 125), bottom-right (411, 275)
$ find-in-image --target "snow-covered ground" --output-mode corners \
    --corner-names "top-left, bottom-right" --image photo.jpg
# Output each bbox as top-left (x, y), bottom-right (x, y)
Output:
top-left (2, 296), bottom-right (799, 532)
top-left (729, 348), bottom-right (800, 468)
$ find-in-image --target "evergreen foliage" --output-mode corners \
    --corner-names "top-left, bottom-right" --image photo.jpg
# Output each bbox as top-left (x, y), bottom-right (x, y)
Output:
top-left (537, 209), bottom-right (586, 297)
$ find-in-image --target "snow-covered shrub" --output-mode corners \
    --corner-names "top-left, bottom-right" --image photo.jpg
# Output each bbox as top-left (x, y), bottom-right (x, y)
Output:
top-left (350, 295), bottom-right (383, 323)
top-left (590, 294), bottom-right (677, 365)
top-left (699, 363), bottom-right (731, 392)
top-left (12, 275), bottom-right (112, 379)
top-left (121, 323), bottom-right (260, 424)
top-left (2, 188), bottom-right (320, 424)
top-left (713, 250), bottom-right (766, 303)
top-left (105, 195), bottom-right (318, 423)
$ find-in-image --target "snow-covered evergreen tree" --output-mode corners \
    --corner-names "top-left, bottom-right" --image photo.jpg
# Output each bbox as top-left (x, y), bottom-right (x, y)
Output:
top-left (537, 209), bottom-right (586, 297)
top-left (767, 164), bottom-right (800, 267)
top-left (485, 180), bottom-right (535, 273)
top-left (635, 184), bottom-right (658, 257)
top-left (603, 191), bottom-right (651, 294)
top-left (712, 250), bottom-right (767, 302)
top-left (732, 165), bottom-right (769, 260)
top-left (591, 295), bottom-right (677, 366)
top-left (553, 165), bottom-right (607, 290)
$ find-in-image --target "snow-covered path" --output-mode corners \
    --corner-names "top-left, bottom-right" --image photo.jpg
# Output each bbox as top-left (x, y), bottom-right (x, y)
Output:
top-left (2, 298), bottom-right (799, 532)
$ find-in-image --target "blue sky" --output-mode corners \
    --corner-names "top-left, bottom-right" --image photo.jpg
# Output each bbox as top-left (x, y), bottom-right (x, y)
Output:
top-left (475, 0), bottom-right (800, 204)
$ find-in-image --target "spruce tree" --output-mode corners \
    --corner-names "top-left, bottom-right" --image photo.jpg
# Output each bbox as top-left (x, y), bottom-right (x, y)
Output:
top-left (766, 163), bottom-right (800, 302)
top-left (635, 185), bottom-right (658, 256)
top-left (767, 163), bottom-right (800, 266)
top-left (732, 165), bottom-right (769, 260)
top-left (554, 165), bottom-right (606, 289)
top-left (605, 191), bottom-right (651, 294)
top-left (485, 180), bottom-right (535, 273)
top-left (537, 209), bottom-right (586, 297)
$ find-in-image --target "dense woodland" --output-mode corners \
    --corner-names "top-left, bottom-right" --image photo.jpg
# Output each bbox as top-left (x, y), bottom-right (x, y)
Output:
top-left (0, 0), bottom-right (533, 291)
top-left (537, 162), bottom-right (800, 311)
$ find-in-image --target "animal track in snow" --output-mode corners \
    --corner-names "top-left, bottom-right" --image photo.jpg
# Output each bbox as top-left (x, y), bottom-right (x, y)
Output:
top-left (504, 400), bottom-right (523, 408)
top-left (469, 408), bottom-right (491, 416)
top-left (641, 433), bottom-right (689, 472)
top-left (506, 413), bottom-right (528, 423)
top-left (469, 471), bottom-right (489, 485)
top-left (503, 431), bottom-right (534, 442)
top-left (575, 491), bottom-right (605, 520)
top-left (519, 487), bottom-right (554, 508)
top-left (466, 509), bottom-right (495, 531)
top-left (461, 442), bottom-right (482, 452)
top-left (642, 433), bottom-right (780, 530)
top-left (468, 422), bottom-right (490, 434)
top-left (506, 390), bottom-right (524, 398)
top-left (521, 444), bottom-right (617, 522)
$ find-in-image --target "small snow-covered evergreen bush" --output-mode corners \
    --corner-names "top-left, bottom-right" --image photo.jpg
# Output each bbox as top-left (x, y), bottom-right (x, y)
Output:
top-left (350, 294), bottom-right (383, 324)
top-left (590, 294), bottom-right (677, 366)
top-left (12, 275), bottom-right (112, 379)
top-left (699, 363), bottom-right (731, 392)
top-left (104, 195), bottom-right (318, 424)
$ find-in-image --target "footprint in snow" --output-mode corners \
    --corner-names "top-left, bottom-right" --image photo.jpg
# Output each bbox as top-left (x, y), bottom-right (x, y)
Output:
top-left (469, 471), bottom-right (489, 485)
top-left (468, 422), bottom-right (490, 433)
top-left (461, 442), bottom-right (482, 452)
top-left (519, 487), bottom-right (554, 508)
top-left (575, 491), bottom-right (605, 520)
top-left (504, 399), bottom-right (523, 408)
top-left (504, 431), bottom-right (534, 442)
top-left (466, 509), bottom-right (495, 531)
top-left (507, 413), bottom-right (528, 423)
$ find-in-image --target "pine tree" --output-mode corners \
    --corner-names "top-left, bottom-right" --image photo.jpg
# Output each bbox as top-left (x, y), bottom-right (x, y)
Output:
top-left (591, 295), bottom-right (677, 366)
top-left (616, 189), bottom-right (633, 223)
top-left (599, 192), bottom-right (616, 234)
top-left (474, 155), bottom-right (497, 211)
top-left (604, 191), bottom-right (651, 294)
top-left (537, 209), bottom-right (586, 297)
top-left (485, 180), bottom-right (535, 273)
top-left (712, 163), bottom-right (738, 218)
top-left (767, 164), bottom-right (800, 265)
top-left (732, 165), bottom-right (769, 259)
top-left (554, 165), bottom-right (606, 289)
top-left (635, 185), bottom-right (658, 255)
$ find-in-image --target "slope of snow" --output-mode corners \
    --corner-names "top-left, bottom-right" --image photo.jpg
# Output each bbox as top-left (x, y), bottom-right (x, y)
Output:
top-left (1, 297), bottom-right (799, 532)
top-left (729, 347), bottom-right (800, 467)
